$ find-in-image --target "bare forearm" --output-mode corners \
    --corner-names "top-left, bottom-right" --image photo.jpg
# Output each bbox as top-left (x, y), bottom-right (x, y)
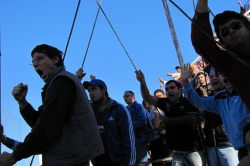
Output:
top-left (140, 80), bottom-right (158, 106)
top-left (196, 0), bottom-right (208, 13)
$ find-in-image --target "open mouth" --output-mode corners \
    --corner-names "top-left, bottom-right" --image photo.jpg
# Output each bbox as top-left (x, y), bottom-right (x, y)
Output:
top-left (212, 81), bottom-right (218, 85)
top-left (168, 94), bottom-right (174, 98)
top-left (223, 79), bottom-right (229, 84)
top-left (36, 69), bottom-right (43, 77)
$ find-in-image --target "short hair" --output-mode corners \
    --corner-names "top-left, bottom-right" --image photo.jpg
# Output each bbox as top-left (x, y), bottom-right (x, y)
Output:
top-left (213, 11), bottom-right (250, 43)
top-left (243, 122), bottom-right (250, 145)
top-left (125, 91), bottom-right (134, 96)
top-left (154, 89), bottom-right (165, 96)
top-left (191, 64), bottom-right (198, 68)
top-left (196, 72), bottom-right (206, 78)
top-left (165, 80), bottom-right (182, 89)
top-left (31, 44), bottom-right (64, 67)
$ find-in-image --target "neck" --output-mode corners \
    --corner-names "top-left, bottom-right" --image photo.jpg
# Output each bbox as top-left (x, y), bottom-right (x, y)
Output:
top-left (200, 82), bottom-right (206, 86)
top-left (96, 97), bottom-right (109, 110)
top-left (214, 88), bottom-right (224, 94)
top-left (226, 87), bottom-right (233, 94)
top-left (128, 101), bottom-right (134, 107)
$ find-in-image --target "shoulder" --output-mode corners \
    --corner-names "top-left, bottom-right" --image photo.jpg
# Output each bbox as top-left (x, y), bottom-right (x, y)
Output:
top-left (214, 90), bottom-right (228, 100)
top-left (112, 100), bottom-right (129, 113)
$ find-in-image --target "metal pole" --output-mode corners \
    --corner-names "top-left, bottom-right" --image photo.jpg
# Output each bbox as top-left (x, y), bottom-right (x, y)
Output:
top-left (162, 0), bottom-right (184, 67)
top-left (0, 22), bottom-right (2, 153)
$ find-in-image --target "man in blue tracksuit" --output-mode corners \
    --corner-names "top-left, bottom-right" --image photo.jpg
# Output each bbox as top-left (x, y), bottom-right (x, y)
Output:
top-left (83, 79), bottom-right (136, 166)
top-left (123, 91), bottom-right (153, 165)
top-left (181, 64), bottom-right (250, 161)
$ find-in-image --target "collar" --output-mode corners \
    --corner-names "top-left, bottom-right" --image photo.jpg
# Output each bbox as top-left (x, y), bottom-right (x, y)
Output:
top-left (128, 100), bottom-right (137, 109)
top-left (93, 98), bottom-right (113, 112)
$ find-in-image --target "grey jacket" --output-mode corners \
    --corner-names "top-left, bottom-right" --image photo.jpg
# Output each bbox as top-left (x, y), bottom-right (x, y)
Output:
top-left (42, 67), bottom-right (104, 166)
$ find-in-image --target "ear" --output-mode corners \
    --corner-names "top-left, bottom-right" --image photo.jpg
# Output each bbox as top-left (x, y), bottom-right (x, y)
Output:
top-left (101, 88), bottom-right (107, 94)
top-left (52, 56), bottom-right (59, 65)
top-left (178, 87), bottom-right (183, 93)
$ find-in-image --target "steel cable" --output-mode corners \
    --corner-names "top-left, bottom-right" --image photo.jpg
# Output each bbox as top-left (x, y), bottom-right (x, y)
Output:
top-left (94, 0), bottom-right (137, 71)
top-left (63, 0), bottom-right (81, 61)
top-left (82, 0), bottom-right (102, 68)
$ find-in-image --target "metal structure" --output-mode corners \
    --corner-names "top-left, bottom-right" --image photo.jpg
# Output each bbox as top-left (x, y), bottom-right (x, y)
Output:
top-left (162, 0), bottom-right (184, 67)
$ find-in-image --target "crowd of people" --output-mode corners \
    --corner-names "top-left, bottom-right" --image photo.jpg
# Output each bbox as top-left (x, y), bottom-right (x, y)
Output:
top-left (1, 0), bottom-right (250, 165)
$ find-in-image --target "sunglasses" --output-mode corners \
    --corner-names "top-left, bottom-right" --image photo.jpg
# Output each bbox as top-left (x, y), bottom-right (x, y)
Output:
top-left (220, 21), bottom-right (243, 37)
top-left (123, 94), bottom-right (130, 98)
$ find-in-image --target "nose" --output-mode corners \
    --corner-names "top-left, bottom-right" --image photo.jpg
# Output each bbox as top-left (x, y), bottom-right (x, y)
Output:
top-left (32, 61), bottom-right (39, 67)
top-left (229, 27), bottom-right (236, 35)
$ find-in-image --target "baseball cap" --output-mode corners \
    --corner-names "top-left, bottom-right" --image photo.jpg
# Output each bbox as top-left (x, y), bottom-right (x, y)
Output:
top-left (83, 79), bottom-right (107, 90)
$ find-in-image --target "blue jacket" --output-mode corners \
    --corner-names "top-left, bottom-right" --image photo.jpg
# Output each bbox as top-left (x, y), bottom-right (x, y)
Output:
top-left (183, 82), bottom-right (250, 150)
top-left (127, 101), bottom-right (153, 148)
top-left (92, 99), bottom-right (136, 166)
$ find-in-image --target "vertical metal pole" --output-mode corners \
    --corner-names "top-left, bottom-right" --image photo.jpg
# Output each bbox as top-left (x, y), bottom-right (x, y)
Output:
top-left (162, 0), bottom-right (184, 67)
top-left (0, 22), bottom-right (2, 153)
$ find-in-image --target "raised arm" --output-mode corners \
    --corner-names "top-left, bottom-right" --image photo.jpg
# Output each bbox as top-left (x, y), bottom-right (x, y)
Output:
top-left (135, 70), bottom-right (158, 107)
top-left (196, 0), bottom-right (208, 13)
top-left (181, 64), bottom-right (220, 114)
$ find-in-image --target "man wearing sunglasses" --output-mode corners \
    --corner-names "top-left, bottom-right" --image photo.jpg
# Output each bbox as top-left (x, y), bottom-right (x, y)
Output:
top-left (123, 91), bottom-right (152, 165)
top-left (191, 0), bottom-right (250, 114)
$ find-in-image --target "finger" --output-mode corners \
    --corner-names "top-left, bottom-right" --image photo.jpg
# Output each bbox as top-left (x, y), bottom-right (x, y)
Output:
top-left (139, 69), bottom-right (142, 74)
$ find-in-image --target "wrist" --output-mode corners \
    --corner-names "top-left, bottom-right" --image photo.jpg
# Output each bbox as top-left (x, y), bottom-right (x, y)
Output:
top-left (182, 79), bottom-right (189, 84)
top-left (18, 99), bottom-right (28, 109)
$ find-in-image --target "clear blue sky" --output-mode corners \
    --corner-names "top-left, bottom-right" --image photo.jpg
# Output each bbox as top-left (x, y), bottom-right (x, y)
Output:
top-left (0, 0), bottom-right (244, 165)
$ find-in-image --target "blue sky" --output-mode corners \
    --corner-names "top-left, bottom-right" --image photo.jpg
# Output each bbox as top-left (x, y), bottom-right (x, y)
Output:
top-left (0, 0), bottom-right (244, 165)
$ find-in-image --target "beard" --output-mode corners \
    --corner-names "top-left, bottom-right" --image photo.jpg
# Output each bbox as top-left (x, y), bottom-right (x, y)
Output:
top-left (91, 94), bottom-right (104, 104)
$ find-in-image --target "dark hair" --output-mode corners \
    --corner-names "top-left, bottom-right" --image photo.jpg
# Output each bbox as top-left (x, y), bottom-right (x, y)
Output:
top-left (99, 86), bottom-right (109, 98)
top-left (165, 80), bottom-right (182, 89)
top-left (31, 44), bottom-right (64, 67)
top-left (243, 122), bottom-right (250, 145)
top-left (196, 72), bottom-right (206, 78)
top-left (125, 91), bottom-right (134, 96)
top-left (154, 89), bottom-right (165, 96)
top-left (142, 100), bottom-right (152, 107)
top-left (213, 11), bottom-right (250, 43)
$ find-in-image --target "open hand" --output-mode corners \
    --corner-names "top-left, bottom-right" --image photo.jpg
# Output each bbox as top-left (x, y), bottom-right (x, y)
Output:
top-left (0, 152), bottom-right (17, 166)
top-left (158, 77), bottom-right (164, 84)
top-left (181, 63), bottom-right (193, 84)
